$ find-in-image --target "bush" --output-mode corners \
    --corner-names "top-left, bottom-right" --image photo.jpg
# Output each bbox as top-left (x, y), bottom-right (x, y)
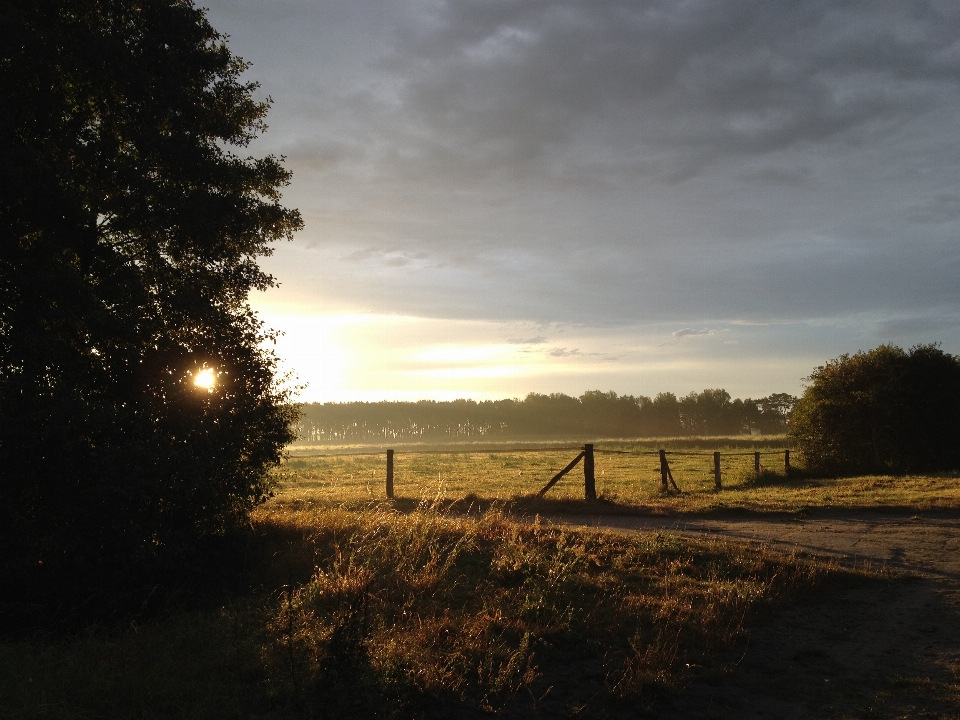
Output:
top-left (790, 344), bottom-right (960, 475)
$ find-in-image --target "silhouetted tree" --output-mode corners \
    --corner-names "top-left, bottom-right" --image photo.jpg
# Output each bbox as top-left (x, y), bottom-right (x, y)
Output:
top-left (642, 392), bottom-right (684, 436)
top-left (790, 344), bottom-right (960, 474)
top-left (751, 392), bottom-right (796, 434)
top-left (0, 0), bottom-right (301, 586)
top-left (679, 389), bottom-right (740, 435)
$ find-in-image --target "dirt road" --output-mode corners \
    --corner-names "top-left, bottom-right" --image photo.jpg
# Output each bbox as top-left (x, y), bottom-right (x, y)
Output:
top-left (549, 511), bottom-right (960, 719)
top-left (551, 511), bottom-right (960, 580)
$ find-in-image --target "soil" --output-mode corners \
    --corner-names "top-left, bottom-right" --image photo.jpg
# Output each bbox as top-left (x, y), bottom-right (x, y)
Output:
top-left (548, 510), bottom-right (960, 719)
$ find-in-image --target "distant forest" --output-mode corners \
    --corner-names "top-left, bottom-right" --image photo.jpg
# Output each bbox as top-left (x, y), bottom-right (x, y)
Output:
top-left (295, 390), bottom-right (797, 444)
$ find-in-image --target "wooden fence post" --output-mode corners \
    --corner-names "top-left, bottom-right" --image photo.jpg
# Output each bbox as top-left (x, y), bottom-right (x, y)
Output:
top-left (659, 449), bottom-right (669, 492)
top-left (386, 449), bottom-right (394, 499)
top-left (584, 443), bottom-right (596, 500)
top-left (713, 451), bottom-right (722, 489)
top-left (754, 451), bottom-right (761, 476)
top-left (784, 449), bottom-right (791, 477)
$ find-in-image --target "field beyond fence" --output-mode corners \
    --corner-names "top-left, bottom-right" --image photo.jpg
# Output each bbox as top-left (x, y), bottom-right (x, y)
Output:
top-left (276, 437), bottom-right (960, 515)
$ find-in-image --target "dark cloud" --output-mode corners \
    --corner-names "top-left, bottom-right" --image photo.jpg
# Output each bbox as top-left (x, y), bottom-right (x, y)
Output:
top-left (875, 316), bottom-right (958, 340)
top-left (907, 194), bottom-right (960, 224)
top-left (739, 165), bottom-right (813, 186)
top-left (353, 0), bottom-right (960, 183)
top-left (207, 0), bottom-right (960, 338)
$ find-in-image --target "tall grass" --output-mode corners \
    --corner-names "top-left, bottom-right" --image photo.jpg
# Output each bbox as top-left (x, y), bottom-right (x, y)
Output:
top-left (1, 502), bottom-right (876, 719)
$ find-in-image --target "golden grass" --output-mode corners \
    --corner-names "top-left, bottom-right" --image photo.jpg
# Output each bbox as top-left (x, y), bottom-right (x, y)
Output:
top-left (274, 446), bottom-right (960, 516)
top-left (0, 502), bottom-right (875, 719)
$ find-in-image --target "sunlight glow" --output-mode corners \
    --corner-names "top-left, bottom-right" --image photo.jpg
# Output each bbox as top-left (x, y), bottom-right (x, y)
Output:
top-left (193, 367), bottom-right (216, 390)
top-left (248, 310), bottom-right (809, 403)
top-left (405, 365), bottom-right (522, 379)
top-left (414, 344), bottom-right (507, 363)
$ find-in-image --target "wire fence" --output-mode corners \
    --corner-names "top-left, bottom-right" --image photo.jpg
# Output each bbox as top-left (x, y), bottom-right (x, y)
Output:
top-left (287, 445), bottom-right (584, 459)
top-left (280, 442), bottom-right (793, 502)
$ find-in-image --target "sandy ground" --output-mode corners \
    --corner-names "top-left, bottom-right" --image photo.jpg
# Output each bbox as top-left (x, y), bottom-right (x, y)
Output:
top-left (548, 511), bottom-right (960, 719)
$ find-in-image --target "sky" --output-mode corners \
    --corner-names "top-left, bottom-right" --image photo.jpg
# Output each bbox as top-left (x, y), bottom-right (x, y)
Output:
top-left (203, 0), bottom-right (960, 404)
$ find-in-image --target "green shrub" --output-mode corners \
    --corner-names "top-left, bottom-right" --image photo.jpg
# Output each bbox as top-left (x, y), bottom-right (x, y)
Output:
top-left (791, 344), bottom-right (960, 475)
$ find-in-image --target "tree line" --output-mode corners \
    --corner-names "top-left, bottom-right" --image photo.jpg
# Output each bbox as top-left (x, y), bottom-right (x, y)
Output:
top-left (296, 389), bottom-right (797, 443)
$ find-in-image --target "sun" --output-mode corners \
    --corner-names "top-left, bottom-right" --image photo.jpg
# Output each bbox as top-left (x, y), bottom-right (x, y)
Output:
top-left (193, 367), bottom-right (216, 390)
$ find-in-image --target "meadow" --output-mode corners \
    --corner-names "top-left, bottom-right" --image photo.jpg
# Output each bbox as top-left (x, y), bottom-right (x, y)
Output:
top-left (277, 438), bottom-right (960, 516)
top-left (7, 437), bottom-right (957, 719)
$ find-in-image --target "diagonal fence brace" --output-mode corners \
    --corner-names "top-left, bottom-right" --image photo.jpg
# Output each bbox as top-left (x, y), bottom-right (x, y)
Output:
top-left (659, 449), bottom-right (681, 493)
top-left (537, 451), bottom-right (586, 497)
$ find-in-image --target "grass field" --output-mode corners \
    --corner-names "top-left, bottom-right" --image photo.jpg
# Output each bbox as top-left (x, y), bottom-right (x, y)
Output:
top-left (6, 439), bottom-right (955, 718)
top-left (0, 503), bottom-right (878, 719)
top-left (275, 439), bottom-right (960, 515)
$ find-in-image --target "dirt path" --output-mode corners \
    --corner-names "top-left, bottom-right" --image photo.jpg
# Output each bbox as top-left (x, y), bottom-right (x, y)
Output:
top-left (548, 511), bottom-right (960, 719)
top-left (549, 512), bottom-right (960, 580)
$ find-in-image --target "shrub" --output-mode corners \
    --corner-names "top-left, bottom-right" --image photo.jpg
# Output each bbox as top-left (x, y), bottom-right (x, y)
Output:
top-left (790, 344), bottom-right (960, 475)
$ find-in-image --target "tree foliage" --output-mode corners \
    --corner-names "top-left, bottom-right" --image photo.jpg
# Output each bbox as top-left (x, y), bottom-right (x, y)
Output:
top-left (0, 0), bottom-right (302, 581)
top-left (295, 389), bottom-right (795, 444)
top-left (790, 344), bottom-right (960, 475)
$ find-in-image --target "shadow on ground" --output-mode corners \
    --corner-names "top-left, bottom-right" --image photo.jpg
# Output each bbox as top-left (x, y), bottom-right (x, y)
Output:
top-left (656, 575), bottom-right (960, 719)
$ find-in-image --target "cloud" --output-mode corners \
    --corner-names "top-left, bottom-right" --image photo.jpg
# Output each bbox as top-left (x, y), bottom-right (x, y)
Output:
top-left (208, 0), bottom-right (960, 335)
top-left (907, 194), bottom-right (960, 225)
top-left (671, 328), bottom-right (715, 339)
top-left (341, 0), bottom-right (960, 184)
top-left (739, 165), bottom-right (813, 186)
top-left (384, 254), bottom-right (413, 268)
top-left (875, 316), bottom-right (956, 339)
top-left (547, 347), bottom-right (581, 357)
top-left (216, 0), bottom-right (960, 188)
top-left (508, 336), bottom-right (548, 345)
top-left (339, 247), bottom-right (430, 267)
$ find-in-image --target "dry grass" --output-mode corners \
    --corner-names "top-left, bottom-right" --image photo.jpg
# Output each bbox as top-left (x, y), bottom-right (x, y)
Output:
top-left (274, 445), bottom-right (960, 516)
top-left (0, 502), bottom-right (873, 719)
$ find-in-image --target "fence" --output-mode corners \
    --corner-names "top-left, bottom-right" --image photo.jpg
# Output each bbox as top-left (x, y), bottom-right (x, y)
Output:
top-left (361, 444), bottom-right (791, 500)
